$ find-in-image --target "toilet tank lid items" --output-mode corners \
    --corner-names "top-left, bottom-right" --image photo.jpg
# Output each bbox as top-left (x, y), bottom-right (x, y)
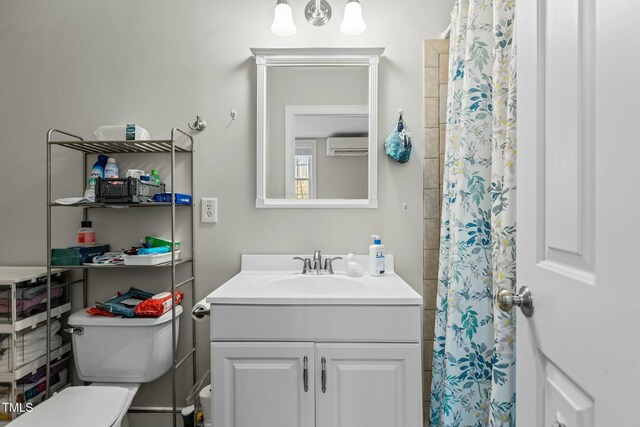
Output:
top-left (85, 287), bottom-right (184, 319)
top-left (70, 304), bottom-right (183, 327)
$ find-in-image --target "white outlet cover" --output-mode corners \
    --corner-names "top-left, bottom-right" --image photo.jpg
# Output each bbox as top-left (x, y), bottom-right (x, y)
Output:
top-left (201, 198), bottom-right (217, 223)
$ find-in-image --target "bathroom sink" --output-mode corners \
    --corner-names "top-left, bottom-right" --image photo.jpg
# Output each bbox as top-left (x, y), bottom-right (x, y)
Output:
top-left (207, 254), bottom-right (423, 305)
top-left (264, 274), bottom-right (365, 295)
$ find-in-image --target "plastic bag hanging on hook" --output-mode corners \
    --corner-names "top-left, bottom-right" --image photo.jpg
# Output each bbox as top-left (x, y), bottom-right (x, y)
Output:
top-left (384, 112), bottom-right (412, 164)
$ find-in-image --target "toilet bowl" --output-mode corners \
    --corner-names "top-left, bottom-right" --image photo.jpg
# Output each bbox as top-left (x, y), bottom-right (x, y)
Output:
top-left (9, 306), bottom-right (182, 426)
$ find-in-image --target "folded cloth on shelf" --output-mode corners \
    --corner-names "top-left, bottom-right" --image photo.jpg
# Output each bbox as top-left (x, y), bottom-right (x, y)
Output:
top-left (17, 367), bottom-right (68, 403)
top-left (17, 360), bottom-right (68, 385)
top-left (0, 334), bottom-right (63, 367)
top-left (15, 284), bottom-right (47, 300)
top-left (0, 321), bottom-right (61, 349)
top-left (0, 288), bottom-right (64, 314)
top-left (0, 299), bottom-right (61, 321)
top-left (14, 283), bottom-right (65, 300)
top-left (0, 321), bottom-right (63, 370)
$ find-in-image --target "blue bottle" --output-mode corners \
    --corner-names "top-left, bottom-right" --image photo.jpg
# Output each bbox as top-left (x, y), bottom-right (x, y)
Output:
top-left (84, 154), bottom-right (108, 198)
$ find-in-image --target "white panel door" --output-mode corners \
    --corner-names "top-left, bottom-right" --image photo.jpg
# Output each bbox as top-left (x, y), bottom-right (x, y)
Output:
top-left (212, 342), bottom-right (315, 427)
top-left (315, 343), bottom-right (422, 427)
top-left (518, 0), bottom-right (640, 425)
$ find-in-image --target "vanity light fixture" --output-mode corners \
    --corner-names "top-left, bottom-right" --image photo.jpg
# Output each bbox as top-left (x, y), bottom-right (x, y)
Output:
top-left (305, 0), bottom-right (332, 26)
top-left (271, 0), bottom-right (366, 36)
top-left (340, 0), bottom-right (366, 35)
top-left (271, 0), bottom-right (297, 37)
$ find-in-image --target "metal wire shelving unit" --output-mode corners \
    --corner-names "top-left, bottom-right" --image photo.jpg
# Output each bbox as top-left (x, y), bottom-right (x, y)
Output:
top-left (45, 128), bottom-right (197, 427)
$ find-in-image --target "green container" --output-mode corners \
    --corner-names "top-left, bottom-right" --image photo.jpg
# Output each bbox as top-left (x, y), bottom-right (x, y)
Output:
top-left (145, 236), bottom-right (180, 251)
top-left (51, 252), bottom-right (81, 266)
top-left (51, 244), bottom-right (111, 266)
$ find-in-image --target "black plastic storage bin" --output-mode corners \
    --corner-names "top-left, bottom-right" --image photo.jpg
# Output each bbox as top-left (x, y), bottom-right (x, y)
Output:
top-left (96, 177), bottom-right (165, 203)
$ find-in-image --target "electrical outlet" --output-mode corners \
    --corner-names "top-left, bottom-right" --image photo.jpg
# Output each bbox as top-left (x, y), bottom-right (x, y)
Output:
top-left (201, 198), bottom-right (217, 223)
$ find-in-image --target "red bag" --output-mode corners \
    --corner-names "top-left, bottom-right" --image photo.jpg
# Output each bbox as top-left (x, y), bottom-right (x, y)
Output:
top-left (134, 291), bottom-right (184, 317)
top-left (86, 306), bottom-right (116, 317)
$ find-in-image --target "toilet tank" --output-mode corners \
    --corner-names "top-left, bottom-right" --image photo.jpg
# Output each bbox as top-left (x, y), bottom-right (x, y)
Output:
top-left (68, 306), bottom-right (182, 383)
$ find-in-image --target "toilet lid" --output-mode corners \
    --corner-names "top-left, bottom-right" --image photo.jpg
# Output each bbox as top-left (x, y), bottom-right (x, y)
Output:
top-left (9, 386), bottom-right (130, 427)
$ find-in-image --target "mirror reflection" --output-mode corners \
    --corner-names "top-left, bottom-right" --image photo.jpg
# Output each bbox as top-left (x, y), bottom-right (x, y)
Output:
top-left (266, 66), bottom-right (369, 200)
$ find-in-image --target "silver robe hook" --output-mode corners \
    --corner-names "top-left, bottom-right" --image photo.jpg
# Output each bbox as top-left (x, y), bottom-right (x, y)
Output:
top-left (188, 116), bottom-right (206, 132)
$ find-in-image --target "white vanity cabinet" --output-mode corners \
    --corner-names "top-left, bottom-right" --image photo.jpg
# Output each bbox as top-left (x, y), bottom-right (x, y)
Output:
top-left (315, 343), bottom-right (421, 427)
top-left (212, 343), bottom-right (316, 427)
top-left (212, 342), bottom-right (421, 427)
top-left (208, 255), bottom-right (424, 427)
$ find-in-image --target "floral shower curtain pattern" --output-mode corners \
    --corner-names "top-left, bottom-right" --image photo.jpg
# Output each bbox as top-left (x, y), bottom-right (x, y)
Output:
top-left (429, 0), bottom-right (517, 426)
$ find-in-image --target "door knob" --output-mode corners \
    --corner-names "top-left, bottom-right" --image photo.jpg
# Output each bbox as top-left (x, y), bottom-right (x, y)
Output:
top-left (497, 286), bottom-right (534, 317)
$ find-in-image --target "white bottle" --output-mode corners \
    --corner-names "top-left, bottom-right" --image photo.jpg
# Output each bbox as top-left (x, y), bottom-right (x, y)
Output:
top-left (369, 235), bottom-right (385, 276)
top-left (104, 157), bottom-right (119, 179)
top-left (104, 157), bottom-right (119, 185)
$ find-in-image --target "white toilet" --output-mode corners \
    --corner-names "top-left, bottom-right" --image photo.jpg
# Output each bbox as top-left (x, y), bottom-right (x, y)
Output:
top-left (10, 305), bottom-right (183, 427)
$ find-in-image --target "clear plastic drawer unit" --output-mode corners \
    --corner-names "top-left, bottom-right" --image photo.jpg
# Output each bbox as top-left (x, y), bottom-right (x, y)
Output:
top-left (0, 267), bottom-right (72, 423)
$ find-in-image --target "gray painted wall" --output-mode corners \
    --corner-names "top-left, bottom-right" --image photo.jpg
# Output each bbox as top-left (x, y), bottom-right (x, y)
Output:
top-left (0, 0), bottom-right (455, 423)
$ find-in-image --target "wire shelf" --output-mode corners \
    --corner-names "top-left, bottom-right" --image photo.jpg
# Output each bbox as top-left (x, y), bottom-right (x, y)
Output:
top-left (48, 258), bottom-right (193, 269)
top-left (49, 202), bottom-right (193, 208)
top-left (46, 128), bottom-right (197, 426)
top-left (48, 140), bottom-right (192, 154)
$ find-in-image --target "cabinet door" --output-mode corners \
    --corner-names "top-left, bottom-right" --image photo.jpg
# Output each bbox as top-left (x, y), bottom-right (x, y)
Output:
top-left (212, 342), bottom-right (315, 427)
top-left (315, 343), bottom-right (422, 427)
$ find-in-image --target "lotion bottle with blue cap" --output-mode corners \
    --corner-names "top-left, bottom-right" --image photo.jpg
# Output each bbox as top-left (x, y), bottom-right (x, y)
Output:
top-left (369, 235), bottom-right (385, 276)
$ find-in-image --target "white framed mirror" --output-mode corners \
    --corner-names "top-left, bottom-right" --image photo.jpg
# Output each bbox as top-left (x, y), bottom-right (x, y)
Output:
top-left (251, 47), bottom-right (384, 208)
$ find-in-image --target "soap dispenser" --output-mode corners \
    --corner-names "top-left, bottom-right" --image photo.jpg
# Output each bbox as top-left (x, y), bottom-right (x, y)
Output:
top-left (369, 235), bottom-right (385, 276)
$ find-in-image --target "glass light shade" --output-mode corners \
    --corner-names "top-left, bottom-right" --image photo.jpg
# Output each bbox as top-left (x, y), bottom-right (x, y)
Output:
top-left (340, 0), bottom-right (366, 35)
top-left (271, 2), bottom-right (297, 37)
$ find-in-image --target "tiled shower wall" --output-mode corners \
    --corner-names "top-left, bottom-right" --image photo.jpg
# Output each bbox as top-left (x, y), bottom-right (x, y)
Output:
top-left (423, 39), bottom-right (449, 417)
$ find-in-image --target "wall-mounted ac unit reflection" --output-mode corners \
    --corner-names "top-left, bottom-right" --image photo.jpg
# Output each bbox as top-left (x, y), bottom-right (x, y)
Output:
top-left (326, 137), bottom-right (368, 157)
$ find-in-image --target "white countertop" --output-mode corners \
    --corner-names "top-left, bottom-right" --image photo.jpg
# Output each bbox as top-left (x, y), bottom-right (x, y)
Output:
top-left (206, 254), bottom-right (423, 306)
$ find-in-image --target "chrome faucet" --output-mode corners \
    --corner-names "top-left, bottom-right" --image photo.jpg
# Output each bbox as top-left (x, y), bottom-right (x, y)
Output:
top-left (313, 250), bottom-right (323, 271)
top-left (294, 250), bottom-right (342, 275)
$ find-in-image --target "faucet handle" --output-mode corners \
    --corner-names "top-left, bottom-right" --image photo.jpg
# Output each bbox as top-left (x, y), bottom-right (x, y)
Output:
top-left (324, 257), bottom-right (343, 274)
top-left (293, 257), bottom-right (312, 274)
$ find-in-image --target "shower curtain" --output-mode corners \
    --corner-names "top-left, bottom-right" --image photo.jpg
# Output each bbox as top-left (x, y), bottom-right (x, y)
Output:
top-left (429, 1), bottom-right (517, 426)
